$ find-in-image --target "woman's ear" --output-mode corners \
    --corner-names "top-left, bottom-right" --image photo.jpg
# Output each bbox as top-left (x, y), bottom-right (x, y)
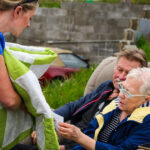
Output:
top-left (13, 6), bottom-right (23, 18)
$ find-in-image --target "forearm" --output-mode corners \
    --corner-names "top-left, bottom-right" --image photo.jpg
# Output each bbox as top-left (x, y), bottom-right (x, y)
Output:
top-left (6, 93), bottom-right (21, 110)
top-left (0, 83), bottom-right (22, 110)
top-left (0, 56), bottom-right (22, 109)
top-left (76, 132), bottom-right (96, 150)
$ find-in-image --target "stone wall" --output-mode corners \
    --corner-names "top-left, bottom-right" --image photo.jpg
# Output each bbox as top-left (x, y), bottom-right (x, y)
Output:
top-left (5, 2), bottom-right (150, 64)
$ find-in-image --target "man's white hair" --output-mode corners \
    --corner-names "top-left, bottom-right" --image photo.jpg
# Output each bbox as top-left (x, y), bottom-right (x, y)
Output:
top-left (126, 67), bottom-right (150, 95)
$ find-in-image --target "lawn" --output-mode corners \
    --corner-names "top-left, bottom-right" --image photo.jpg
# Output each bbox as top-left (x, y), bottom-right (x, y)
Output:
top-left (42, 66), bottom-right (96, 109)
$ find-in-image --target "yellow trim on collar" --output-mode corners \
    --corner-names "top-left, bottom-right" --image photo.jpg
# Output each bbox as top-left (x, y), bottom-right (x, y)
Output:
top-left (128, 107), bottom-right (150, 123)
top-left (94, 114), bottom-right (104, 140)
top-left (102, 100), bottom-right (116, 115)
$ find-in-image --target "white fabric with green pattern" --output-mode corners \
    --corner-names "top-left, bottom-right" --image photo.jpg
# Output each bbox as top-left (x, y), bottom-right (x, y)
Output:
top-left (0, 42), bottom-right (59, 150)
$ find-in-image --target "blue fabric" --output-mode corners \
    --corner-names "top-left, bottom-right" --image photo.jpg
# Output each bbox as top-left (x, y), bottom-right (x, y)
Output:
top-left (0, 32), bottom-right (5, 55)
top-left (73, 108), bottom-right (150, 150)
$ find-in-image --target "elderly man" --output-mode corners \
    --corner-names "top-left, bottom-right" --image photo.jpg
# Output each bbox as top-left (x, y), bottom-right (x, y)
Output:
top-left (55, 47), bottom-right (147, 149)
top-left (59, 67), bottom-right (150, 150)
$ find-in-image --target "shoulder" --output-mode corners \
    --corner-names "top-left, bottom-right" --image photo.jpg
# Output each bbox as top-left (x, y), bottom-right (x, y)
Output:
top-left (128, 107), bottom-right (150, 123)
top-left (96, 80), bottom-right (114, 91)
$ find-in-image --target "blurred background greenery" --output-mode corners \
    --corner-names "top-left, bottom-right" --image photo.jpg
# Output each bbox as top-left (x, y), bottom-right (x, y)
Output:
top-left (38, 0), bottom-right (150, 8)
top-left (136, 36), bottom-right (150, 62)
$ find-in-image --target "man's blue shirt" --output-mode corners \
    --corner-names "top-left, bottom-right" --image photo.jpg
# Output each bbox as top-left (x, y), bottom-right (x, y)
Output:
top-left (0, 32), bottom-right (5, 55)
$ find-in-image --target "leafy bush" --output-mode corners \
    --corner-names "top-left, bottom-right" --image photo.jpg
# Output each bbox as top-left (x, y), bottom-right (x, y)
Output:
top-left (135, 36), bottom-right (150, 62)
top-left (42, 66), bottom-right (96, 109)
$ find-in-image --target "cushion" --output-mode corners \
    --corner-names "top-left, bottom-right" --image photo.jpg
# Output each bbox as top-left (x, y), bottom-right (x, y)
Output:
top-left (84, 56), bottom-right (117, 95)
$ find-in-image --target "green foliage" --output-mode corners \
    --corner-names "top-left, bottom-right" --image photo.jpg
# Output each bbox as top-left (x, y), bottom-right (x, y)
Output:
top-left (135, 36), bottom-right (150, 62)
top-left (88, 0), bottom-right (150, 3)
top-left (131, 0), bottom-right (150, 4)
top-left (97, 0), bottom-right (120, 3)
top-left (38, 0), bottom-right (150, 8)
top-left (42, 66), bottom-right (96, 109)
top-left (38, 0), bottom-right (61, 8)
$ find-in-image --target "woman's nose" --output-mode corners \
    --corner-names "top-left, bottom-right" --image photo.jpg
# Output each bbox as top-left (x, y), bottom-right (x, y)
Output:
top-left (119, 90), bottom-right (125, 99)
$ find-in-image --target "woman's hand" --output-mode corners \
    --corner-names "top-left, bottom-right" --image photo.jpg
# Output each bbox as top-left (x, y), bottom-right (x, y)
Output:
top-left (58, 122), bottom-right (96, 150)
top-left (60, 145), bottom-right (65, 150)
top-left (58, 122), bottom-right (82, 142)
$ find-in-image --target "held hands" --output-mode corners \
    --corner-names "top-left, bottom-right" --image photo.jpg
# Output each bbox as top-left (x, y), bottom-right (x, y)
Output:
top-left (58, 122), bottom-right (82, 143)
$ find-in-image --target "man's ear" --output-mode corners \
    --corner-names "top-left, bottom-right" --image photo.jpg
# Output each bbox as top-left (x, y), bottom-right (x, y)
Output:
top-left (145, 96), bottom-right (150, 102)
top-left (14, 6), bottom-right (23, 18)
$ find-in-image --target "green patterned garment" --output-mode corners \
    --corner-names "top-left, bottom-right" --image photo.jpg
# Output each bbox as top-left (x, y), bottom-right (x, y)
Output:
top-left (0, 42), bottom-right (59, 150)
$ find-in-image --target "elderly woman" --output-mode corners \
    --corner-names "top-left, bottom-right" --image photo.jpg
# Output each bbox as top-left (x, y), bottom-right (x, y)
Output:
top-left (58, 67), bottom-right (150, 150)
top-left (0, 0), bottom-right (38, 110)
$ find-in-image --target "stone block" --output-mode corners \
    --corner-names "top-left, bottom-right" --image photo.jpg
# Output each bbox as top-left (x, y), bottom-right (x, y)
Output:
top-left (36, 7), bottom-right (67, 17)
top-left (76, 26), bottom-right (94, 33)
top-left (118, 40), bottom-right (131, 51)
top-left (128, 18), bottom-right (139, 30)
top-left (142, 9), bottom-right (150, 19)
top-left (123, 28), bottom-right (135, 41)
top-left (46, 30), bottom-right (69, 41)
top-left (70, 32), bottom-right (86, 41)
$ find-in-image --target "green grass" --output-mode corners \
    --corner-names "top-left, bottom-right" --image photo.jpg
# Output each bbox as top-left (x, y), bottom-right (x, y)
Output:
top-left (42, 66), bottom-right (96, 109)
top-left (135, 36), bottom-right (150, 62)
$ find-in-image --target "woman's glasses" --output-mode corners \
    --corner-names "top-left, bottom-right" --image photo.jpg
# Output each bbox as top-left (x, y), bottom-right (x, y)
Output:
top-left (118, 82), bottom-right (147, 99)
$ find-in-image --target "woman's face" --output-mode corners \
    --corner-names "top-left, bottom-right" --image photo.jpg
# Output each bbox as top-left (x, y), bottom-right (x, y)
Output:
top-left (11, 7), bottom-right (36, 37)
top-left (118, 77), bottom-right (146, 114)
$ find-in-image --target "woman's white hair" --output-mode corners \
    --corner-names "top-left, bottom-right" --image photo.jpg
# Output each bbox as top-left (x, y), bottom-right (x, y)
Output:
top-left (126, 67), bottom-right (150, 95)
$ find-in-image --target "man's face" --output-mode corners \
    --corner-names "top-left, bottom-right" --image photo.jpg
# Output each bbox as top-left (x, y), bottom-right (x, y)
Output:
top-left (113, 57), bottom-right (142, 89)
top-left (118, 77), bottom-right (146, 114)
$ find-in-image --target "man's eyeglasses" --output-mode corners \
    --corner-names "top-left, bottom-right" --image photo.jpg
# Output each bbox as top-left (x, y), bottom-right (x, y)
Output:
top-left (118, 82), bottom-right (147, 99)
